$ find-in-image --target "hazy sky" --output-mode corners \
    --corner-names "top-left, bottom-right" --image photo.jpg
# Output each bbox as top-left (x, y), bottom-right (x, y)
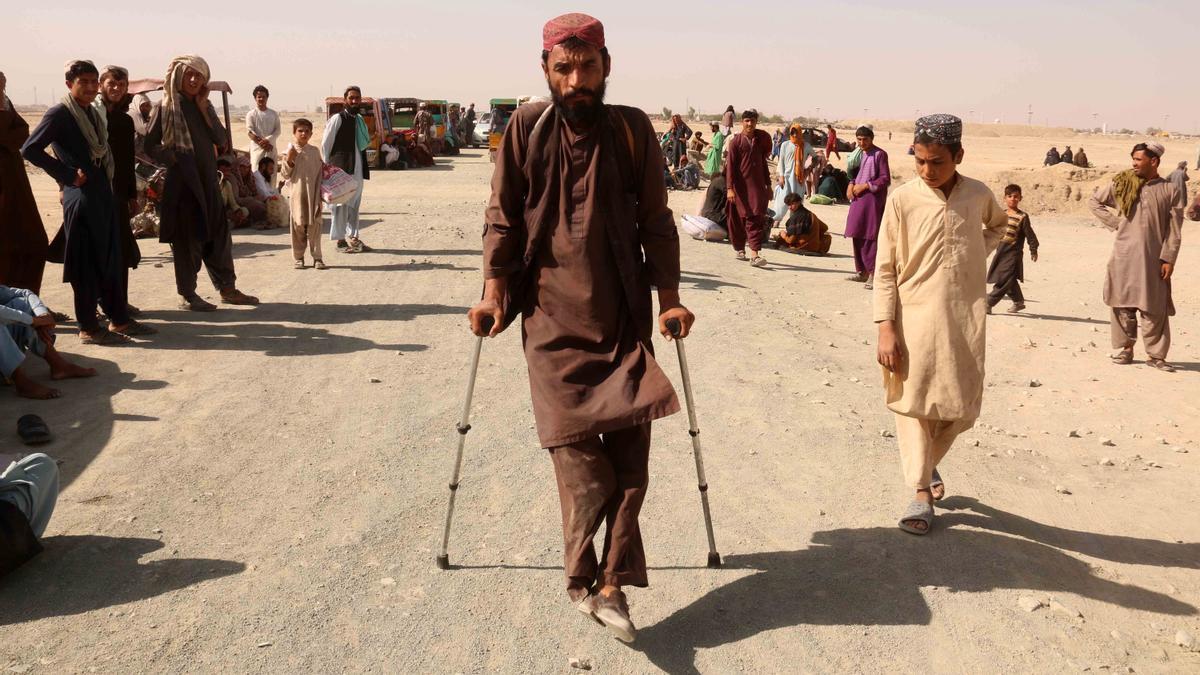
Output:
top-left (6, 0), bottom-right (1198, 132)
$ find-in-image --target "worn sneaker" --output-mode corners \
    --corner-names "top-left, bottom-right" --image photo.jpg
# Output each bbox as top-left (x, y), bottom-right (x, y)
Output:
top-left (750, 255), bottom-right (767, 268)
top-left (1007, 302), bottom-right (1025, 313)
top-left (592, 590), bottom-right (636, 643)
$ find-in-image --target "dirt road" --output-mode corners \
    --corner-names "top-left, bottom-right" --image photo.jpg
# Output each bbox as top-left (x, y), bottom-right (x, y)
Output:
top-left (2, 138), bottom-right (1198, 673)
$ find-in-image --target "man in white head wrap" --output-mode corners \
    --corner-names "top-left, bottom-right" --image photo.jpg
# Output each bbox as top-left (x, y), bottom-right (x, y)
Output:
top-left (1088, 140), bottom-right (1183, 372)
top-left (144, 55), bottom-right (258, 310)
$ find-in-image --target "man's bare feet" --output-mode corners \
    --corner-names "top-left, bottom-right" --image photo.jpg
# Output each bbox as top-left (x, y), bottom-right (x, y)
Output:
top-left (50, 361), bottom-right (97, 381)
top-left (12, 368), bottom-right (61, 399)
top-left (930, 482), bottom-right (946, 501)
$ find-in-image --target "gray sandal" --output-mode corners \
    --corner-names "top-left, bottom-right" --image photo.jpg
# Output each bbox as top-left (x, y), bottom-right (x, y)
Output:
top-left (930, 468), bottom-right (945, 501)
top-left (898, 500), bottom-right (934, 535)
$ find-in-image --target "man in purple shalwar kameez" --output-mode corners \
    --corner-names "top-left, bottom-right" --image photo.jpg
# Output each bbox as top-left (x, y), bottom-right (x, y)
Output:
top-left (845, 126), bottom-right (891, 289)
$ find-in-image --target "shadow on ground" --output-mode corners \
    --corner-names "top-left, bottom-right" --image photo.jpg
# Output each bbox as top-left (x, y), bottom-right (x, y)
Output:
top-left (143, 302), bottom-right (468, 326)
top-left (0, 535), bottom-right (244, 625)
top-left (2, 354), bottom-right (167, 490)
top-left (634, 499), bottom-right (1197, 674)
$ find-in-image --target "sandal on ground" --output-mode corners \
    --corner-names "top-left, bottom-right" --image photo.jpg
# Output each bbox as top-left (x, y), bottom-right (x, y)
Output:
top-left (750, 256), bottom-right (767, 268)
top-left (79, 329), bottom-right (132, 346)
top-left (314, 260), bottom-right (328, 270)
top-left (898, 500), bottom-right (934, 535)
top-left (294, 260), bottom-right (306, 269)
top-left (1146, 358), bottom-right (1176, 373)
top-left (126, 304), bottom-right (142, 317)
top-left (845, 273), bottom-right (868, 282)
top-left (17, 414), bottom-right (53, 446)
top-left (180, 296), bottom-right (217, 312)
top-left (930, 468), bottom-right (946, 501)
top-left (220, 289), bottom-right (260, 305)
top-left (349, 238), bottom-right (370, 252)
top-left (1007, 302), bottom-right (1026, 313)
top-left (112, 320), bottom-right (157, 337)
top-left (735, 250), bottom-right (748, 261)
top-left (864, 278), bottom-right (874, 290)
top-left (1110, 348), bottom-right (1133, 365)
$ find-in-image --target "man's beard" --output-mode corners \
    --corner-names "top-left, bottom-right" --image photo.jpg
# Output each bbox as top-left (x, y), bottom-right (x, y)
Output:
top-left (551, 80), bottom-right (607, 126)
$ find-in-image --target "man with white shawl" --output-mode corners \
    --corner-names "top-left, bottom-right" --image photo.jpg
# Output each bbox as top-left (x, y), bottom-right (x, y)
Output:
top-left (322, 85), bottom-right (371, 253)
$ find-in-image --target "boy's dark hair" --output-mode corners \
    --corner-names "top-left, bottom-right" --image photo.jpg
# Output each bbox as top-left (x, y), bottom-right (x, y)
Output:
top-left (1004, 184), bottom-right (1022, 197)
top-left (540, 36), bottom-right (609, 65)
top-left (741, 109), bottom-right (758, 121)
top-left (252, 84), bottom-right (269, 97)
top-left (783, 192), bottom-right (804, 206)
top-left (913, 129), bottom-right (962, 156)
top-left (64, 60), bottom-right (99, 83)
top-left (1131, 142), bottom-right (1159, 159)
top-left (216, 157), bottom-right (232, 169)
top-left (258, 156), bottom-right (275, 170)
top-left (343, 85), bottom-right (361, 98)
top-left (855, 125), bottom-right (874, 139)
top-left (293, 118), bottom-right (313, 132)
top-left (99, 65), bottom-right (128, 83)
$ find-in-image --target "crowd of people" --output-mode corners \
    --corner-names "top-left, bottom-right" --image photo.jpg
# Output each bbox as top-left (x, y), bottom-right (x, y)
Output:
top-left (1043, 144), bottom-right (1090, 167)
top-left (2, 12), bottom-right (1199, 650)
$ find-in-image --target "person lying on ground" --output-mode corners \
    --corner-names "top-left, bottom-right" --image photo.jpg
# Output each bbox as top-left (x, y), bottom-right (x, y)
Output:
top-left (0, 451), bottom-right (59, 578)
top-left (0, 285), bottom-right (95, 400)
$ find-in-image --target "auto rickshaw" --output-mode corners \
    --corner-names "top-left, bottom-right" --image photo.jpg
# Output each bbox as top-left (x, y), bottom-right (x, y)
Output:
top-left (325, 96), bottom-right (386, 168)
top-left (423, 100), bottom-right (449, 154)
top-left (487, 98), bottom-right (519, 163)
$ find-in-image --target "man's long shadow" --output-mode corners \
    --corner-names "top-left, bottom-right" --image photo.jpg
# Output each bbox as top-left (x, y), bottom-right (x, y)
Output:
top-left (144, 302), bottom-right (468, 327)
top-left (0, 535), bottom-right (244, 625)
top-left (635, 500), bottom-right (1196, 674)
top-left (130, 322), bottom-right (425, 357)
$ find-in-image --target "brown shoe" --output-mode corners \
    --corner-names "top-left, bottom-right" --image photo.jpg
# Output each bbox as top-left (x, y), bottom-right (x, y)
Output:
top-left (220, 288), bottom-right (260, 305)
top-left (180, 295), bottom-right (217, 312)
top-left (592, 590), bottom-right (636, 643)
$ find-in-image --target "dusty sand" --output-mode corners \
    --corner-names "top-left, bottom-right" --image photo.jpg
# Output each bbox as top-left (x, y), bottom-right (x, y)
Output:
top-left (1, 117), bottom-right (1199, 673)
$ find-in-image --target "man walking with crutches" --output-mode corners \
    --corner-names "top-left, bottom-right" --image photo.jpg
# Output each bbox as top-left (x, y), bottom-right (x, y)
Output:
top-left (467, 12), bottom-right (694, 644)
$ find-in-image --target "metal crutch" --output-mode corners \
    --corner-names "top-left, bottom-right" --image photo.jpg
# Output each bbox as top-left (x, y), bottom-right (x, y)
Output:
top-left (436, 316), bottom-right (494, 570)
top-left (666, 318), bottom-right (722, 568)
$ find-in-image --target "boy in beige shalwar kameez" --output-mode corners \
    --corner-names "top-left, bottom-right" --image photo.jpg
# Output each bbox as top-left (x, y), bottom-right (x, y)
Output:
top-left (280, 119), bottom-right (325, 269)
top-left (874, 114), bottom-right (1008, 534)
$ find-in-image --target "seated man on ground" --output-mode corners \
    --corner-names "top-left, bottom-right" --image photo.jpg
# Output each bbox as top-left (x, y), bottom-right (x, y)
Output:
top-left (233, 156), bottom-right (271, 229)
top-left (675, 155), bottom-right (700, 190)
top-left (774, 192), bottom-right (831, 254)
top-left (1, 285), bottom-right (95, 400)
top-left (253, 157), bottom-right (288, 228)
top-left (817, 164), bottom-right (844, 201)
top-left (217, 157), bottom-right (250, 228)
top-left (0, 450), bottom-right (59, 577)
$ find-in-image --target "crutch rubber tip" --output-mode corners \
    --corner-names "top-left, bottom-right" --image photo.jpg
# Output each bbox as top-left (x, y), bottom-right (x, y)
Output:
top-left (707, 552), bottom-right (722, 568)
top-left (436, 554), bottom-right (450, 570)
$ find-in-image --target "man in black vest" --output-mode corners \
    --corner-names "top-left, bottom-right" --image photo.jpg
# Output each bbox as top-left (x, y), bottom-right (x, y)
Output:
top-left (321, 86), bottom-right (371, 253)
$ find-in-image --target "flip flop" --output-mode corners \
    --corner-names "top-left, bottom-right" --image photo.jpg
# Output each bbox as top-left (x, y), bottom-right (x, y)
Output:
top-left (114, 321), bottom-right (158, 336)
top-left (930, 468), bottom-right (946, 501)
top-left (898, 500), bottom-right (934, 535)
top-left (1147, 358), bottom-right (1176, 373)
top-left (16, 414), bottom-right (53, 445)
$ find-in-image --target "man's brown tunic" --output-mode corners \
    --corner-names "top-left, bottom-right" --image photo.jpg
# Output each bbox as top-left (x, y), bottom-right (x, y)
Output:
top-left (0, 103), bottom-right (48, 293)
top-left (482, 101), bottom-right (680, 448)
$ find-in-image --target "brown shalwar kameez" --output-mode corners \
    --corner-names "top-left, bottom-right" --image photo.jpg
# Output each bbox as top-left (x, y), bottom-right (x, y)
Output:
top-left (0, 100), bottom-right (48, 293)
top-left (482, 101), bottom-right (680, 600)
top-left (1088, 178), bottom-right (1183, 360)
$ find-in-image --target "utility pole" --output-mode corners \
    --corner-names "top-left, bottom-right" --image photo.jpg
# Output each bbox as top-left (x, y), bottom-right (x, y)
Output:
top-left (1026, 104), bottom-right (1033, 126)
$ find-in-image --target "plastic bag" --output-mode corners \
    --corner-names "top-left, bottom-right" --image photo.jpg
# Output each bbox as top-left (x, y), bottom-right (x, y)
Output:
top-left (320, 164), bottom-right (358, 205)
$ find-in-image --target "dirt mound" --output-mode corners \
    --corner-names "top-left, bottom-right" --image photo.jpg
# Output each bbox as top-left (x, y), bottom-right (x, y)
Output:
top-left (986, 163), bottom-right (1113, 215)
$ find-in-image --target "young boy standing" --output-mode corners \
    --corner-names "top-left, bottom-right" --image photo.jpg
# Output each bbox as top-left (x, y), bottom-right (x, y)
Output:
top-left (986, 184), bottom-right (1039, 314)
top-left (280, 119), bottom-right (325, 269)
top-left (873, 114), bottom-right (1008, 535)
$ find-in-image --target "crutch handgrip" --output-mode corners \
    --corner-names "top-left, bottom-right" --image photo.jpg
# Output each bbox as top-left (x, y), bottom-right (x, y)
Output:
top-left (479, 315), bottom-right (496, 335)
top-left (666, 318), bottom-right (682, 338)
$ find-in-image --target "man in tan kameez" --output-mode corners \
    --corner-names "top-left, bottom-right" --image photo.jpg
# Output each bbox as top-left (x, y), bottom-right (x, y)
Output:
top-left (874, 114), bottom-right (1008, 535)
top-left (1087, 141), bottom-right (1184, 372)
top-left (467, 13), bottom-right (694, 643)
